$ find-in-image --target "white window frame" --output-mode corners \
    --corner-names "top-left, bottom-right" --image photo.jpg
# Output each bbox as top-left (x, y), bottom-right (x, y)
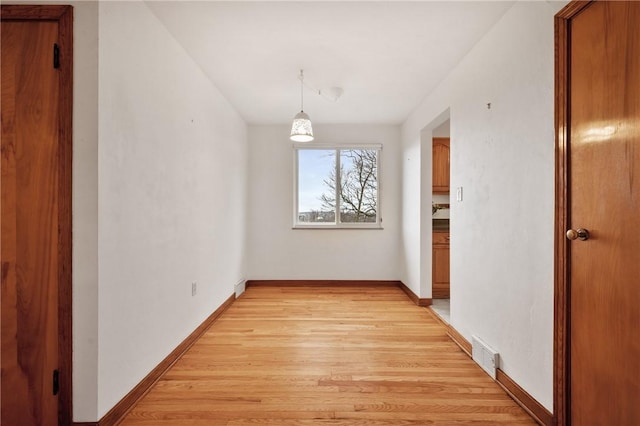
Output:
top-left (293, 143), bottom-right (382, 229)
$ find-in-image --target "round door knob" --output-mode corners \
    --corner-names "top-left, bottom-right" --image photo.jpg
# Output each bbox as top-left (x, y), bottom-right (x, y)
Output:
top-left (566, 228), bottom-right (590, 241)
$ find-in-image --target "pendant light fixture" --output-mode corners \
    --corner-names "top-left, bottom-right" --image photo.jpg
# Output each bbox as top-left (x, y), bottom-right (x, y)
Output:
top-left (290, 69), bottom-right (314, 142)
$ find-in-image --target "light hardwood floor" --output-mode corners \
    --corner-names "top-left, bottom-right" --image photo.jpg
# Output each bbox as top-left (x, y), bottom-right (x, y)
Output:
top-left (120, 285), bottom-right (536, 425)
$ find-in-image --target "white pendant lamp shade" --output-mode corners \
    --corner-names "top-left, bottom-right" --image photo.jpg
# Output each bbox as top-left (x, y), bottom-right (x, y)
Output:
top-left (290, 111), bottom-right (313, 142)
top-left (290, 69), bottom-right (314, 142)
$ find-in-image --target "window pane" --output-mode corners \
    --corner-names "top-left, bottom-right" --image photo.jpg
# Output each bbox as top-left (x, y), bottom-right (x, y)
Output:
top-left (339, 149), bottom-right (378, 223)
top-left (297, 149), bottom-right (336, 223)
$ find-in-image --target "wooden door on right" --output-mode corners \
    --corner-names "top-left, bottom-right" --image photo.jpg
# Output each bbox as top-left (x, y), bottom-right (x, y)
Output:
top-left (567, 1), bottom-right (640, 424)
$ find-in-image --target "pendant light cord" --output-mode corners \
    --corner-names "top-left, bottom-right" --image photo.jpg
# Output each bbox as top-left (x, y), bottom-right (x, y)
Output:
top-left (300, 69), bottom-right (304, 112)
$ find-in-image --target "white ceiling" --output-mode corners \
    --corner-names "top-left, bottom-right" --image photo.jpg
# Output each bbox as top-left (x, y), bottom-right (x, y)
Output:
top-left (146, 1), bottom-right (515, 125)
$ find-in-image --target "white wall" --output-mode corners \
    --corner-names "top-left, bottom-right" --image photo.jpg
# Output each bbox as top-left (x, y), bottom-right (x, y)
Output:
top-left (433, 119), bottom-right (450, 137)
top-left (71, 2), bottom-right (100, 420)
top-left (401, 1), bottom-right (561, 411)
top-left (97, 1), bottom-right (247, 418)
top-left (247, 124), bottom-right (401, 281)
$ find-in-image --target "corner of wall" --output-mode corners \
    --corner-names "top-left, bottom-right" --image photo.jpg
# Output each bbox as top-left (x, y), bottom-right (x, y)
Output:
top-left (71, 0), bottom-right (100, 421)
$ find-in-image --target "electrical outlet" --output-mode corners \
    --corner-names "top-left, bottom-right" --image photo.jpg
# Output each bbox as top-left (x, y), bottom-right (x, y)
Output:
top-left (456, 186), bottom-right (463, 202)
top-left (191, 281), bottom-right (197, 297)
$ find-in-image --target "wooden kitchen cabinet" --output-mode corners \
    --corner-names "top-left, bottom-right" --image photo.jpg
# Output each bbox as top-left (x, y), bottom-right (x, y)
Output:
top-left (432, 231), bottom-right (450, 299)
top-left (433, 137), bottom-right (450, 194)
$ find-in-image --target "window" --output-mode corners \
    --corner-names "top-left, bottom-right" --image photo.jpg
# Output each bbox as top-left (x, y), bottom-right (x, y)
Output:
top-left (294, 144), bottom-right (381, 228)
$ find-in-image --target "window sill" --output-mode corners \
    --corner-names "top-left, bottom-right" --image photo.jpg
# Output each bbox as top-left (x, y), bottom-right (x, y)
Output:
top-left (292, 224), bottom-right (383, 230)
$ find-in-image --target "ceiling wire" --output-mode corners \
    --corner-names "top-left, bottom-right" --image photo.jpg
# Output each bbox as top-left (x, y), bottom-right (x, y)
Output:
top-left (299, 69), bottom-right (305, 112)
top-left (298, 73), bottom-right (343, 102)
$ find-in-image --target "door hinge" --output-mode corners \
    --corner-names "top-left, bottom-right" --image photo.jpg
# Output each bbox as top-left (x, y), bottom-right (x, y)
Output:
top-left (52, 369), bottom-right (59, 395)
top-left (53, 44), bottom-right (60, 69)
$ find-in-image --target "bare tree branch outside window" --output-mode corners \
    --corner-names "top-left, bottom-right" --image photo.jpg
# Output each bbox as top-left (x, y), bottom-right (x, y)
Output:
top-left (320, 149), bottom-right (377, 223)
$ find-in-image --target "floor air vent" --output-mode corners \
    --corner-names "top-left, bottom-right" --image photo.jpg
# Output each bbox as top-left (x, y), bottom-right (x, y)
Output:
top-left (472, 335), bottom-right (499, 379)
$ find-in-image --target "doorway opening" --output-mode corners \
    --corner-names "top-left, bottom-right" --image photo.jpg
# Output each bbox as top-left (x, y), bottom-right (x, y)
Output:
top-left (418, 108), bottom-right (450, 323)
top-left (431, 118), bottom-right (451, 324)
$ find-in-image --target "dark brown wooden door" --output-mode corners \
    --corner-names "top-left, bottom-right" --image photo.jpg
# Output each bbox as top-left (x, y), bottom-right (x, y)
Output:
top-left (567, 1), bottom-right (640, 424)
top-left (1, 19), bottom-right (61, 426)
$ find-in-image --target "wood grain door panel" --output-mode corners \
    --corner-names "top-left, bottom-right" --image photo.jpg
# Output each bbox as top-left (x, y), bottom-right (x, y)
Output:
top-left (1, 19), bottom-right (60, 426)
top-left (565, 1), bottom-right (640, 424)
top-left (433, 137), bottom-right (450, 194)
top-left (432, 232), bottom-right (450, 299)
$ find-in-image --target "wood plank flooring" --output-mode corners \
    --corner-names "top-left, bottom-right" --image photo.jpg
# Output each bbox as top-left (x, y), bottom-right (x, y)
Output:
top-left (120, 285), bottom-right (536, 425)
